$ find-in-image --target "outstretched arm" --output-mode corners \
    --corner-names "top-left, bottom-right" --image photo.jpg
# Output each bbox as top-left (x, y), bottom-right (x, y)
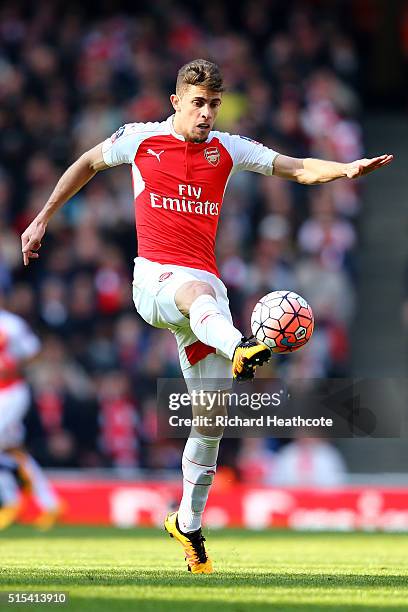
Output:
top-left (273, 154), bottom-right (393, 185)
top-left (21, 143), bottom-right (108, 266)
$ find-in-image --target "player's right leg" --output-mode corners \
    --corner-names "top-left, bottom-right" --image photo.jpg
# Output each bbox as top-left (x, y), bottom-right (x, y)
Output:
top-left (133, 256), bottom-right (271, 380)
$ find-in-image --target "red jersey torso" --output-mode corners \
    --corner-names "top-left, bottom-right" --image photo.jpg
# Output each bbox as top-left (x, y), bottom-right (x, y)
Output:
top-left (102, 117), bottom-right (277, 276)
top-left (134, 135), bottom-right (232, 275)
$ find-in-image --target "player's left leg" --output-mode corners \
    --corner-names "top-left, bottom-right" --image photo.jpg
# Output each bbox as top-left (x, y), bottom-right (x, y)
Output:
top-left (0, 384), bottom-right (62, 530)
top-left (0, 385), bottom-right (30, 529)
top-left (164, 293), bottom-right (232, 573)
top-left (0, 453), bottom-right (21, 529)
top-left (165, 355), bottom-right (229, 574)
top-left (7, 450), bottom-right (63, 531)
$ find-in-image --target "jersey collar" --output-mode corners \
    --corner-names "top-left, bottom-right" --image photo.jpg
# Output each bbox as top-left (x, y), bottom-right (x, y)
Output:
top-left (167, 115), bottom-right (185, 141)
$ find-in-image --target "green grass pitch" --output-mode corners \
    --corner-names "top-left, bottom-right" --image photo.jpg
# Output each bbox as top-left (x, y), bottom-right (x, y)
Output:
top-left (1, 526), bottom-right (408, 611)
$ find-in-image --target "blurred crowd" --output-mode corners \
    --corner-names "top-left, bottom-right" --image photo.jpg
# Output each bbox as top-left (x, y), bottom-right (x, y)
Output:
top-left (0, 0), bottom-right (368, 475)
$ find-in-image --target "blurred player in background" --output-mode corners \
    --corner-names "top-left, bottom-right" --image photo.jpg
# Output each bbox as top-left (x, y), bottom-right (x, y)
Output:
top-left (0, 290), bottom-right (62, 530)
top-left (20, 59), bottom-right (392, 572)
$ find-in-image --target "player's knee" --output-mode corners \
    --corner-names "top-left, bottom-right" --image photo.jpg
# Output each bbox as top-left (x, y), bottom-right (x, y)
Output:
top-left (194, 414), bottom-right (226, 438)
top-left (185, 281), bottom-right (215, 303)
top-left (175, 281), bottom-right (216, 316)
top-left (195, 424), bottom-right (225, 438)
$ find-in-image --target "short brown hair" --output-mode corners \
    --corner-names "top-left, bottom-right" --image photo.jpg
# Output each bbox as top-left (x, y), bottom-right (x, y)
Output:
top-left (176, 59), bottom-right (224, 96)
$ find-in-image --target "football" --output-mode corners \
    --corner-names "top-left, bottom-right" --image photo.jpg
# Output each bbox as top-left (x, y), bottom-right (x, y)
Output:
top-left (251, 290), bottom-right (314, 353)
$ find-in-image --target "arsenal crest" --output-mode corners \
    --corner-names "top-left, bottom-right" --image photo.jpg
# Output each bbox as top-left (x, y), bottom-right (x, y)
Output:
top-left (204, 147), bottom-right (220, 166)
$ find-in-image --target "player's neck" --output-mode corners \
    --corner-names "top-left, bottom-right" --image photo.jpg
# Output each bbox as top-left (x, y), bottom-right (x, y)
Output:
top-left (172, 115), bottom-right (188, 141)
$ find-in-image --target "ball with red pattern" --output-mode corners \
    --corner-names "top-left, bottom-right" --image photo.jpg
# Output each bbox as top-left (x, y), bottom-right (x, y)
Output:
top-left (251, 290), bottom-right (314, 353)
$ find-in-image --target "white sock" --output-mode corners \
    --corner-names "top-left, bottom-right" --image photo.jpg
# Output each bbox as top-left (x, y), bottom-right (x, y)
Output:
top-left (178, 429), bottom-right (221, 533)
top-left (22, 454), bottom-right (59, 511)
top-left (189, 295), bottom-right (242, 360)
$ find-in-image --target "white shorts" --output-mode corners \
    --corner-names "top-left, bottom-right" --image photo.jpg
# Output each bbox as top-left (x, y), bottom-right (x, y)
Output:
top-left (0, 382), bottom-right (30, 450)
top-left (132, 257), bottom-right (233, 390)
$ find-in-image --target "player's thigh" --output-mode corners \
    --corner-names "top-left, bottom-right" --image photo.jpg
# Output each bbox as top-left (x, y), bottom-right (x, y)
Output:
top-left (132, 258), bottom-right (196, 329)
top-left (133, 257), bottom-right (233, 332)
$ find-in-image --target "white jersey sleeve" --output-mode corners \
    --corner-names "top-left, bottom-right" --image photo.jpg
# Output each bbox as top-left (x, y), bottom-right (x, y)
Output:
top-left (102, 121), bottom-right (164, 167)
top-left (213, 132), bottom-right (279, 176)
top-left (0, 311), bottom-right (41, 360)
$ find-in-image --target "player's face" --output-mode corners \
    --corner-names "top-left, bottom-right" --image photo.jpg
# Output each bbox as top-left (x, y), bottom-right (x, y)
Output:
top-left (171, 86), bottom-right (222, 143)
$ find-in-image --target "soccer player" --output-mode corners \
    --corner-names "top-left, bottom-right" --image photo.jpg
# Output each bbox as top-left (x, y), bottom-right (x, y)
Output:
top-left (21, 59), bottom-right (392, 572)
top-left (0, 296), bottom-right (62, 530)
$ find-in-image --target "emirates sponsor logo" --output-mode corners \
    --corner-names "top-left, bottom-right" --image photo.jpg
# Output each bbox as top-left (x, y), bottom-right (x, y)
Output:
top-left (204, 147), bottom-right (220, 166)
top-left (149, 183), bottom-right (220, 217)
top-left (150, 192), bottom-right (219, 216)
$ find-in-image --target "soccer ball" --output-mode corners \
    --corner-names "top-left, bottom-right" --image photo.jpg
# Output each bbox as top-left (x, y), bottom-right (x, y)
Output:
top-left (251, 290), bottom-right (314, 353)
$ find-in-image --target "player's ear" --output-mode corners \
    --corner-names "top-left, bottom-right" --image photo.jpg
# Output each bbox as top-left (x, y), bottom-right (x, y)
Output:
top-left (170, 94), bottom-right (181, 112)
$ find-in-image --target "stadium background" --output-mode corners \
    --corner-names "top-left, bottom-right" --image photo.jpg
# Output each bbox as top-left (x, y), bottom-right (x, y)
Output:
top-left (1, 0), bottom-right (408, 528)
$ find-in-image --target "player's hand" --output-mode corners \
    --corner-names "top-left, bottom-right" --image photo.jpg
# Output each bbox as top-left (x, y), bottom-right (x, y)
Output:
top-left (346, 154), bottom-right (393, 179)
top-left (21, 219), bottom-right (47, 266)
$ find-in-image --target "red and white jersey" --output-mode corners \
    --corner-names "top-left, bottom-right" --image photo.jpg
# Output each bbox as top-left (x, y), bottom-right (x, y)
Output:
top-left (0, 310), bottom-right (40, 390)
top-left (102, 116), bottom-right (278, 276)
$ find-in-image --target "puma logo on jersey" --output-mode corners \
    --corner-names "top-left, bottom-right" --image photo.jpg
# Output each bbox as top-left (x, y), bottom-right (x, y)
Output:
top-left (147, 149), bottom-right (164, 162)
